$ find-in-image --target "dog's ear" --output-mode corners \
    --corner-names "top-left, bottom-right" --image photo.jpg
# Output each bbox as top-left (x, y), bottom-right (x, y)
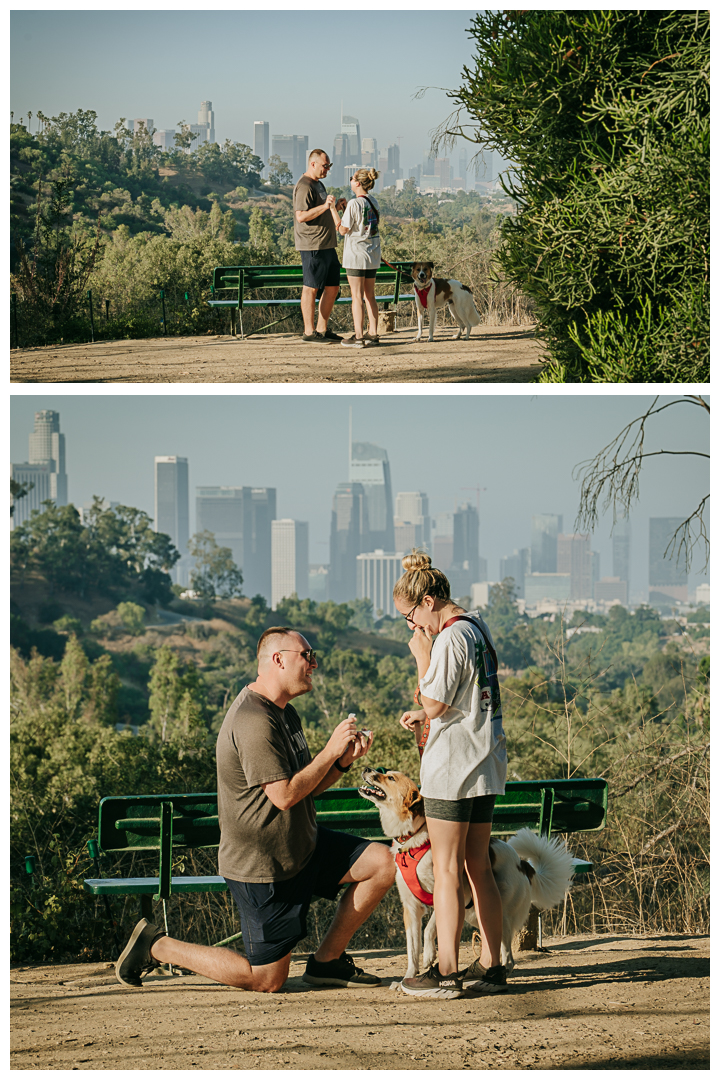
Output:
top-left (408, 789), bottom-right (424, 814)
top-left (428, 261), bottom-right (434, 269)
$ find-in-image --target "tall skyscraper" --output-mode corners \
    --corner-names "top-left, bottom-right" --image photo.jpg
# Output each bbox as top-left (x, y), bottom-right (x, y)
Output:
top-left (254, 121), bottom-right (269, 177)
top-left (271, 519), bottom-right (309, 609)
top-left (531, 514), bottom-right (563, 573)
top-left (649, 518), bottom-right (687, 603)
top-left (329, 482), bottom-right (367, 602)
top-left (342, 114), bottom-right (361, 159)
top-left (272, 134), bottom-right (309, 183)
top-left (331, 132), bottom-right (349, 184)
top-left (394, 491), bottom-right (431, 554)
top-left (10, 463), bottom-right (52, 527)
top-left (361, 137), bottom-right (377, 169)
top-left (152, 129), bottom-right (176, 151)
top-left (357, 550), bottom-right (404, 619)
top-left (350, 442), bottom-right (394, 551)
top-left (133, 118), bottom-right (154, 135)
top-left (499, 548), bottom-right (530, 597)
top-left (557, 533), bottom-right (593, 599)
top-left (198, 100), bottom-right (215, 143)
top-left (612, 518), bottom-right (631, 596)
top-left (195, 486), bottom-right (276, 602)
top-left (432, 510), bottom-right (454, 573)
top-left (28, 409), bottom-right (67, 505)
top-left (155, 456), bottom-right (189, 583)
top-left (450, 502), bottom-right (482, 596)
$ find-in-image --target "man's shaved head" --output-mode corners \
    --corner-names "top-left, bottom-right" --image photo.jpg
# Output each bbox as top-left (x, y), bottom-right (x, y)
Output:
top-left (256, 626), bottom-right (298, 666)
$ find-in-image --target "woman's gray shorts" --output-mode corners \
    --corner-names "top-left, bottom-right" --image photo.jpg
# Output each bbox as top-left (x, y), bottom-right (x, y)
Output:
top-left (423, 794), bottom-right (496, 824)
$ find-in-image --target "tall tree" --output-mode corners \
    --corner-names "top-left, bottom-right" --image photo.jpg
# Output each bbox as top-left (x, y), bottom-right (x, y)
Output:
top-left (437, 10), bottom-right (709, 382)
top-left (188, 531), bottom-right (243, 600)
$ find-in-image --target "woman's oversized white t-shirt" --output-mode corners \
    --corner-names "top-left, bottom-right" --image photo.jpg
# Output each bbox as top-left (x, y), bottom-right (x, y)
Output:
top-left (340, 195), bottom-right (381, 269)
top-left (418, 611), bottom-right (507, 800)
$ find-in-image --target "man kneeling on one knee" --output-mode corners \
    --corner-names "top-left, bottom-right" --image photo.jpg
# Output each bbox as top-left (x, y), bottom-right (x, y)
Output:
top-left (115, 626), bottom-right (395, 992)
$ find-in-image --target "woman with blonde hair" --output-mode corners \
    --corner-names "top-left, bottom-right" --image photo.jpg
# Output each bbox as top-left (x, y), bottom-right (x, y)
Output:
top-left (328, 167), bottom-right (382, 348)
top-left (393, 550), bottom-right (507, 999)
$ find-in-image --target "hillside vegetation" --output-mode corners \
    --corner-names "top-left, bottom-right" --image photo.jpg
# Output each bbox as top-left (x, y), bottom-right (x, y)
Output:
top-left (10, 499), bottom-right (709, 964)
top-left (10, 110), bottom-right (530, 347)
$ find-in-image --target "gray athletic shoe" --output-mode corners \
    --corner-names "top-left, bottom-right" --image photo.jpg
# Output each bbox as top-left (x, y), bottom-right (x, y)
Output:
top-left (115, 918), bottom-right (166, 988)
top-left (303, 951), bottom-right (381, 987)
top-left (341, 335), bottom-right (366, 348)
top-left (400, 964), bottom-right (463, 999)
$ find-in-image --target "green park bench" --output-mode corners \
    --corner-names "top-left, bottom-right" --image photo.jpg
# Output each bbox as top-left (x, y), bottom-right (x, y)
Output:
top-left (207, 260), bottom-right (417, 338)
top-left (80, 778), bottom-right (607, 955)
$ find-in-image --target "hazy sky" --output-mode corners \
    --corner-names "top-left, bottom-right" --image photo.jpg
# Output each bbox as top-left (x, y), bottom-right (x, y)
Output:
top-left (10, 7), bottom-right (506, 181)
top-left (10, 392), bottom-right (710, 596)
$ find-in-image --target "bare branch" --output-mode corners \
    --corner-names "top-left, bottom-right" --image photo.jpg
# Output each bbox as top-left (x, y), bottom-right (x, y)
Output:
top-left (573, 396), bottom-right (709, 572)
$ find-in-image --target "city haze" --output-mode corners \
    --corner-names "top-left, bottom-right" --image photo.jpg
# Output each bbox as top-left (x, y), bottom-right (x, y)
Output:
top-left (10, 9), bottom-right (506, 186)
top-left (10, 394), bottom-right (710, 599)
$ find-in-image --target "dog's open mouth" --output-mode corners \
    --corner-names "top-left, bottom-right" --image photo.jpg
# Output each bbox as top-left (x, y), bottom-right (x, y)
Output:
top-left (359, 782), bottom-right (386, 801)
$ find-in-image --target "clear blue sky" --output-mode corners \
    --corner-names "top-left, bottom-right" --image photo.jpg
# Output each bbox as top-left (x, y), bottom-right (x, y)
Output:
top-left (10, 393), bottom-right (710, 598)
top-left (10, 7), bottom-right (505, 181)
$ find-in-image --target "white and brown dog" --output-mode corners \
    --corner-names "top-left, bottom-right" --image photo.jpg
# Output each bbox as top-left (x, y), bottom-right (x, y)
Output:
top-left (359, 768), bottom-right (575, 979)
top-left (411, 262), bottom-right (483, 342)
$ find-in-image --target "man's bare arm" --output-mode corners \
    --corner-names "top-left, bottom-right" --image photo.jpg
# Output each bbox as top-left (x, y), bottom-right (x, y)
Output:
top-left (262, 716), bottom-right (358, 811)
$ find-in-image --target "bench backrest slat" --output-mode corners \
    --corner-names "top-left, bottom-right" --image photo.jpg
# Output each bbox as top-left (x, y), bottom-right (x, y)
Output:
top-left (96, 779), bottom-right (607, 855)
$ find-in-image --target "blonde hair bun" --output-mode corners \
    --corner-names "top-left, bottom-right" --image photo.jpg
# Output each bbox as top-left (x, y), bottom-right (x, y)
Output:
top-left (401, 549), bottom-right (432, 573)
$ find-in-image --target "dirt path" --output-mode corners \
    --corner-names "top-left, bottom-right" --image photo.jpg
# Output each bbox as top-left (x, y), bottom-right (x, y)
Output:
top-left (10, 933), bottom-right (708, 1070)
top-left (10, 325), bottom-right (544, 384)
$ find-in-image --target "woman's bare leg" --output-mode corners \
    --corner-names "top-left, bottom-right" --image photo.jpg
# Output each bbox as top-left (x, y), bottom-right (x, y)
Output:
top-left (363, 277), bottom-right (379, 336)
top-left (464, 822), bottom-right (503, 969)
top-left (424, 817), bottom-right (468, 975)
top-left (348, 275), bottom-right (365, 339)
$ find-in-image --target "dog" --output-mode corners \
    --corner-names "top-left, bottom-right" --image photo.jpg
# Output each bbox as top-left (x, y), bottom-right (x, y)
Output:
top-left (359, 768), bottom-right (575, 979)
top-left (410, 262), bottom-right (483, 342)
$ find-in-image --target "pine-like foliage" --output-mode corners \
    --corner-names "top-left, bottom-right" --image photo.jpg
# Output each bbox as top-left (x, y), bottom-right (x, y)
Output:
top-left (448, 10), bottom-right (709, 382)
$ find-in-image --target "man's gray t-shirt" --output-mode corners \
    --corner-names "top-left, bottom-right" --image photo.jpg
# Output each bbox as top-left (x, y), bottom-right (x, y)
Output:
top-left (293, 175), bottom-right (336, 251)
top-left (216, 686), bottom-right (317, 882)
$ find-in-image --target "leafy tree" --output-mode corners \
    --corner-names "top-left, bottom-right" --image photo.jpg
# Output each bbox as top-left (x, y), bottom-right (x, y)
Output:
top-left (116, 601), bottom-right (146, 636)
top-left (267, 154), bottom-right (294, 186)
top-left (248, 206), bottom-right (275, 258)
top-left (439, 9), bottom-right (709, 381)
top-left (188, 530), bottom-right (243, 600)
top-left (147, 645), bottom-right (207, 745)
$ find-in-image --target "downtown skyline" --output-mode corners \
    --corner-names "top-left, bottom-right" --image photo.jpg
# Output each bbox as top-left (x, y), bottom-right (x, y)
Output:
top-left (10, 394), bottom-right (710, 600)
top-left (10, 9), bottom-right (508, 185)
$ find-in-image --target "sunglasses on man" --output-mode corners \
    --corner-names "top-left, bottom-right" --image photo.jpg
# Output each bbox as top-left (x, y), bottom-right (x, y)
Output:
top-left (278, 648), bottom-right (318, 663)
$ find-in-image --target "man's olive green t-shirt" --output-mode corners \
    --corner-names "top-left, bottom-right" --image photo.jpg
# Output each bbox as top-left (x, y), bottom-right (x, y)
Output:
top-left (216, 686), bottom-right (317, 882)
top-left (293, 175), bottom-right (336, 251)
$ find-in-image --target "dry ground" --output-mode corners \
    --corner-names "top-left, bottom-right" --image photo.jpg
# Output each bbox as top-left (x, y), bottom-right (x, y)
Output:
top-left (10, 325), bottom-right (544, 384)
top-left (10, 933), bottom-right (709, 1070)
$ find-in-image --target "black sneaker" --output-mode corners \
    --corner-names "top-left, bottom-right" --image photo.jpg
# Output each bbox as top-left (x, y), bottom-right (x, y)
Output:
top-left (364, 335), bottom-right (380, 346)
top-left (459, 957), bottom-right (487, 990)
top-left (466, 963), bottom-right (508, 994)
top-left (401, 964), bottom-right (463, 999)
top-left (115, 918), bottom-right (166, 989)
top-left (301, 330), bottom-right (331, 343)
top-left (322, 328), bottom-right (343, 341)
top-left (302, 951), bottom-right (381, 987)
top-left (341, 335), bottom-right (366, 348)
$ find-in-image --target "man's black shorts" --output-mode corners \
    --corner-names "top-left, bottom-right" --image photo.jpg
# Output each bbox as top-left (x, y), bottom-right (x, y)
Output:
top-left (224, 826), bottom-right (373, 967)
top-left (300, 248), bottom-right (341, 291)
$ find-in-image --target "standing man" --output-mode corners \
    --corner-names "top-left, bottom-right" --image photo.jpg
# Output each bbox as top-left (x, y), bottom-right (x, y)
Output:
top-left (115, 627), bottom-right (395, 993)
top-left (293, 149), bottom-right (347, 343)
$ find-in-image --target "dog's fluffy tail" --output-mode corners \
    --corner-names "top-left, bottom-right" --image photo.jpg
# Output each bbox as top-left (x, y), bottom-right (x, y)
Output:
top-left (507, 828), bottom-right (575, 910)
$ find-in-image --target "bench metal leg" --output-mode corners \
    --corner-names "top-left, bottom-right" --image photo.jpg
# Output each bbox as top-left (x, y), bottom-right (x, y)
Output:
top-left (140, 895), bottom-right (153, 921)
top-left (230, 308), bottom-right (236, 337)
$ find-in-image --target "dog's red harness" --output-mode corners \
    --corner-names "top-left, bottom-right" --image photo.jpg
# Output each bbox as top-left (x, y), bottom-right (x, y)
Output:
top-left (396, 841), bottom-right (434, 906)
top-left (414, 283), bottom-right (432, 309)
